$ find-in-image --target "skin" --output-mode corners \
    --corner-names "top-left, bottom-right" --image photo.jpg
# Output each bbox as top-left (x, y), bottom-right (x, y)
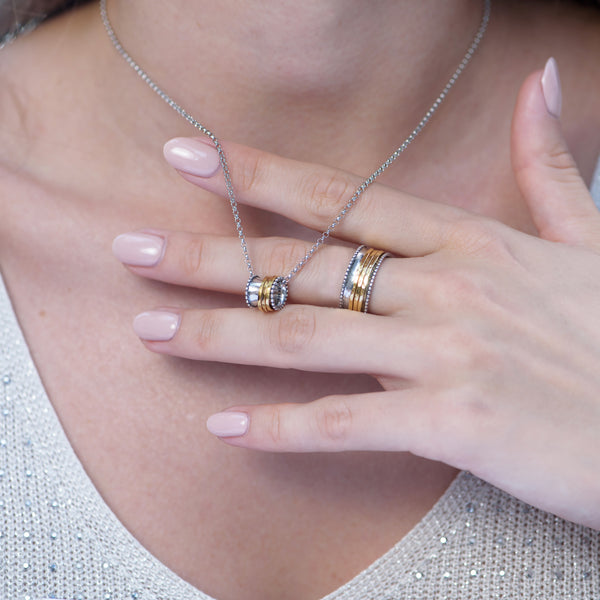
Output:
top-left (142, 75), bottom-right (600, 529)
top-left (0, 1), bottom-right (599, 599)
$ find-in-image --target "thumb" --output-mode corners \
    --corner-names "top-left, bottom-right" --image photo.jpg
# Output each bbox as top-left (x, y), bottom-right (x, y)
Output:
top-left (511, 57), bottom-right (599, 245)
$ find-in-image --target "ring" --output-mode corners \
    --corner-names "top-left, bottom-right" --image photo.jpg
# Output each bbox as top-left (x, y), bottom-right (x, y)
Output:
top-left (339, 246), bottom-right (390, 313)
top-left (246, 275), bottom-right (289, 312)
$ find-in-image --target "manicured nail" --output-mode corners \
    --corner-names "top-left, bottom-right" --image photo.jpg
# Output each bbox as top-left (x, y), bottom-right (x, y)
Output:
top-left (206, 411), bottom-right (249, 437)
top-left (541, 57), bottom-right (562, 118)
top-left (133, 310), bottom-right (180, 341)
top-left (112, 232), bottom-right (165, 267)
top-left (163, 137), bottom-right (221, 177)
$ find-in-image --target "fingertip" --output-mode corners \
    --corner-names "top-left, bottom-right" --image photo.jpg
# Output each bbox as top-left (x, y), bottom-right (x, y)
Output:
top-left (511, 60), bottom-right (597, 242)
top-left (510, 63), bottom-right (566, 174)
top-left (112, 231), bottom-right (166, 267)
top-left (206, 410), bottom-right (250, 437)
top-left (132, 310), bottom-right (181, 341)
top-left (541, 57), bottom-right (562, 119)
top-left (163, 136), bottom-right (221, 177)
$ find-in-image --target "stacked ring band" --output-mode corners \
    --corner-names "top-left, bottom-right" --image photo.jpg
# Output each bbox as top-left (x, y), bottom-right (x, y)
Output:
top-left (246, 275), bottom-right (289, 312)
top-left (339, 246), bottom-right (390, 313)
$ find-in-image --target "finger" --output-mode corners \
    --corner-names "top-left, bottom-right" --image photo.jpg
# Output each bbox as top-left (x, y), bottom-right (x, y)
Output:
top-left (163, 136), bottom-right (473, 257)
top-left (133, 305), bottom-right (429, 378)
top-left (204, 391), bottom-right (429, 453)
top-left (112, 230), bottom-right (418, 314)
top-left (511, 58), bottom-right (600, 247)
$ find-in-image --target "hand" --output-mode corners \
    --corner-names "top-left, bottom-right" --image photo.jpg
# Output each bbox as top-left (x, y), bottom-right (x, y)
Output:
top-left (113, 62), bottom-right (600, 530)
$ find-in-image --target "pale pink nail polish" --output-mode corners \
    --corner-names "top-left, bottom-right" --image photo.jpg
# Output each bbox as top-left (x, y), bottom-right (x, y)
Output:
top-left (112, 232), bottom-right (165, 266)
top-left (163, 137), bottom-right (221, 177)
top-left (133, 311), bottom-right (180, 341)
top-left (206, 411), bottom-right (249, 437)
top-left (541, 57), bottom-right (562, 118)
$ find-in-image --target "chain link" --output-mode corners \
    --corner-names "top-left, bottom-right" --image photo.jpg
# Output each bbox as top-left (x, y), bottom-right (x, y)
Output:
top-left (100, 0), bottom-right (491, 282)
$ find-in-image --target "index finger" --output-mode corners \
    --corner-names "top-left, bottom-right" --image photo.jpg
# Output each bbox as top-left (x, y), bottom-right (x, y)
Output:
top-left (163, 137), bottom-right (477, 257)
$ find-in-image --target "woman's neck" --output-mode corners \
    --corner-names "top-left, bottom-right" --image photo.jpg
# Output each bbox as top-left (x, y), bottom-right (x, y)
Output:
top-left (91, 0), bottom-right (486, 163)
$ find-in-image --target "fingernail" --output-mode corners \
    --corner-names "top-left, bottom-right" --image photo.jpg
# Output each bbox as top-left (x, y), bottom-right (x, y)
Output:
top-left (112, 232), bottom-right (165, 267)
top-left (133, 310), bottom-right (180, 341)
top-left (541, 57), bottom-right (562, 118)
top-left (163, 137), bottom-right (221, 177)
top-left (206, 411), bottom-right (249, 437)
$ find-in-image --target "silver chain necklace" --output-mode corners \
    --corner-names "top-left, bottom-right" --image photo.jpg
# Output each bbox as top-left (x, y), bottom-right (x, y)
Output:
top-left (100, 0), bottom-right (491, 311)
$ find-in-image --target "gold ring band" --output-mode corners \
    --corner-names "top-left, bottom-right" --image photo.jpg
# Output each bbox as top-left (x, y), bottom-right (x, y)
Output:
top-left (246, 275), bottom-right (289, 312)
top-left (340, 246), bottom-right (390, 313)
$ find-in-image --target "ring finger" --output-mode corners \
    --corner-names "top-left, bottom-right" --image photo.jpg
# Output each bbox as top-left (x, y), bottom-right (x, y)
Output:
top-left (135, 304), bottom-right (430, 379)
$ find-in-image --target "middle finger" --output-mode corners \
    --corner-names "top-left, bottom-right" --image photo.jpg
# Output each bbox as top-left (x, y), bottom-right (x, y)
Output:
top-left (113, 230), bottom-right (423, 314)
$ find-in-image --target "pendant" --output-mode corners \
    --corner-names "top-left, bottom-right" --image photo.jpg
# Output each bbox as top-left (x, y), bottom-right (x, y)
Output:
top-left (245, 275), bottom-right (289, 312)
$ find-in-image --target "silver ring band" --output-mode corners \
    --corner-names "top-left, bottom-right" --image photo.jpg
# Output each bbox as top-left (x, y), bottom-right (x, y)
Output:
top-left (246, 275), bottom-right (289, 312)
top-left (339, 245), bottom-right (367, 309)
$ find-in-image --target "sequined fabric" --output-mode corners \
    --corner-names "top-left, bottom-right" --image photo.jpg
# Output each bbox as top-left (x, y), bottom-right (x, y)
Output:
top-left (1, 160), bottom-right (599, 599)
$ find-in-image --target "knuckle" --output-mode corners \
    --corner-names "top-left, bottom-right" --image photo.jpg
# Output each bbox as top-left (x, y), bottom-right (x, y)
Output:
top-left (427, 268), bottom-right (482, 308)
top-left (302, 171), bottom-right (357, 222)
top-left (431, 385), bottom-right (495, 468)
top-left (446, 384), bottom-right (494, 430)
top-left (431, 325), bottom-right (472, 370)
top-left (545, 141), bottom-right (579, 175)
top-left (446, 217), bottom-right (514, 260)
top-left (269, 307), bottom-right (317, 355)
top-left (266, 406), bottom-right (283, 445)
top-left (193, 312), bottom-right (219, 350)
top-left (433, 323), bottom-right (499, 375)
top-left (237, 151), bottom-right (268, 195)
top-left (264, 238), bottom-right (310, 275)
top-left (314, 397), bottom-right (354, 444)
top-left (180, 237), bottom-right (207, 279)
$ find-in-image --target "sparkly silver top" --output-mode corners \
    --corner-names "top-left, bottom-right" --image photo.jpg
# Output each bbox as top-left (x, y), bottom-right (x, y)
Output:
top-left (1, 158), bottom-right (600, 600)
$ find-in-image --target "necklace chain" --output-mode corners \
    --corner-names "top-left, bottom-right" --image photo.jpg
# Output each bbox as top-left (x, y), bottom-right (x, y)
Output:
top-left (100, 0), bottom-right (491, 283)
